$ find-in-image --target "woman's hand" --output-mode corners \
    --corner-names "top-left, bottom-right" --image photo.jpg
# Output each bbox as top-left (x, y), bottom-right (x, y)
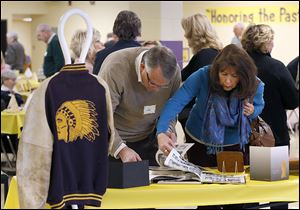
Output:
top-left (243, 102), bottom-right (254, 116)
top-left (157, 132), bottom-right (176, 156)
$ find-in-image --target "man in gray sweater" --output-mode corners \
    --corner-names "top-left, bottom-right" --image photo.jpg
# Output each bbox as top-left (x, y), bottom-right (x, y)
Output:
top-left (99, 46), bottom-right (181, 165)
top-left (5, 32), bottom-right (25, 72)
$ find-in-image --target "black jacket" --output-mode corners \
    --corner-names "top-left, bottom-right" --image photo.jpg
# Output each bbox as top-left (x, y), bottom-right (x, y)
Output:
top-left (287, 56), bottom-right (299, 82)
top-left (43, 35), bottom-right (65, 78)
top-left (93, 40), bottom-right (141, 75)
top-left (1, 90), bottom-right (24, 109)
top-left (179, 48), bottom-right (219, 125)
top-left (181, 48), bottom-right (219, 81)
top-left (249, 51), bottom-right (299, 146)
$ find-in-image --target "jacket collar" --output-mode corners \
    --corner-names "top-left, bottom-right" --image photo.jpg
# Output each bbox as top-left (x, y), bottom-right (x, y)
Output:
top-left (60, 63), bottom-right (88, 72)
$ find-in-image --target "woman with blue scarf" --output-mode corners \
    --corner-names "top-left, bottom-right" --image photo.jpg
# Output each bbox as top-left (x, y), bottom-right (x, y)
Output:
top-left (156, 44), bottom-right (265, 167)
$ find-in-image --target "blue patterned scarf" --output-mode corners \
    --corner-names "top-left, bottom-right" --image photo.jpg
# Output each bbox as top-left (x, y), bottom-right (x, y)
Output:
top-left (201, 91), bottom-right (250, 154)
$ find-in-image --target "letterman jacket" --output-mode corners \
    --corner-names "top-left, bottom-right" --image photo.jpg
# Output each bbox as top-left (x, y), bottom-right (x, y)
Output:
top-left (17, 63), bottom-right (115, 209)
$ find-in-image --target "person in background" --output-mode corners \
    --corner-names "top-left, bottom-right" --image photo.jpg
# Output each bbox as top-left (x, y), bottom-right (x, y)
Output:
top-left (5, 32), bottom-right (26, 73)
top-left (287, 56), bottom-right (299, 90)
top-left (242, 24), bottom-right (299, 150)
top-left (1, 51), bottom-right (11, 72)
top-left (24, 55), bottom-right (32, 71)
top-left (231, 22), bottom-right (244, 48)
top-left (70, 29), bottom-right (102, 74)
top-left (1, 70), bottom-right (24, 108)
top-left (93, 10), bottom-right (142, 75)
top-left (104, 32), bottom-right (117, 49)
top-left (179, 13), bottom-right (222, 130)
top-left (93, 29), bottom-right (105, 52)
top-left (242, 27), bottom-right (298, 210)
top-left (99, 46), bottom-right (181, 166)
top-left (36, 24), bottom-right (64, 78)
top-left (142, 40), bottom-right (161, 48)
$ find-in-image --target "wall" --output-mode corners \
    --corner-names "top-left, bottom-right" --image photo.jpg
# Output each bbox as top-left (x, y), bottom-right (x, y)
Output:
top-left (129, 1), bottom-right (161, 41)
top-left (183, 1), bottom-right (299, 65)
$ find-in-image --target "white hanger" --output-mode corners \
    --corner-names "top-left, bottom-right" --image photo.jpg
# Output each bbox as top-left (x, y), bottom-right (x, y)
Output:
top-left (58, 8), bottom-right (93, 65)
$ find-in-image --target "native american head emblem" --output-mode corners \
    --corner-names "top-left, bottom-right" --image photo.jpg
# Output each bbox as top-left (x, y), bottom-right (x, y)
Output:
top-left (55, 100), bottom-right (99, 143)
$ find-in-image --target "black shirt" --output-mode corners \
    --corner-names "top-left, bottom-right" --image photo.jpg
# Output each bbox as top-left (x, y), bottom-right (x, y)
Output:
top-left (287, 56), bottom-right (299, 82)
top-left (179, 48), bottom-right (219, 125)
top-left (249, 51), bottom-right (299, 146)
top-left (181, 48), bottom-right (219, 81)
top-left (1, 90), bottom-right (24, 109)
top-left (93, 40), bottom-right (141, 75)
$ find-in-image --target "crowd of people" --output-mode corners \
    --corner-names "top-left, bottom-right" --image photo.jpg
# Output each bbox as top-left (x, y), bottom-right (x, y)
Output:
top-left (1, 9), bottom-right (299, 164)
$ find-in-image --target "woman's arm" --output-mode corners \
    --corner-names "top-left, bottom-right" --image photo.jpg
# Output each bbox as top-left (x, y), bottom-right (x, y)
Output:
top-left (157, 66), bottom-right (209, 134)
top-left (249, 80), bottom-right (265, 120)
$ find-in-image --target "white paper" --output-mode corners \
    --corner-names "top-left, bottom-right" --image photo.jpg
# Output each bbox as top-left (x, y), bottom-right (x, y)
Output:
top-left (155, 143), bottom-right (194, 167)
top-left (164, 149), bottom-right (246, 184)
top-left (24, 68), bottom-right (33, 78)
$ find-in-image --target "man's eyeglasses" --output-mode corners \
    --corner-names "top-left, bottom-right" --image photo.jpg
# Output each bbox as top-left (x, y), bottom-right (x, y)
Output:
top-left (145, 71), bottom-right (170, 89)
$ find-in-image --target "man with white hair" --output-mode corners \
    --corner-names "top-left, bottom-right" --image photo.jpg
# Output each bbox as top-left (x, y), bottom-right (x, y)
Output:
top-left (1, 69), bottom-right (24, 108)
top-left (36, 24), bottom-right (64, 77)
top-left (5, 32), bottom-right (26, 72)
top-left (231, 22), bottom-right (244, 48)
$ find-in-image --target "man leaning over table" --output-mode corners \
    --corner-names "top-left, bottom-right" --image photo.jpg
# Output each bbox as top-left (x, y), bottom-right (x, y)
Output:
top-left (99, 46), bottom-right (181, 166)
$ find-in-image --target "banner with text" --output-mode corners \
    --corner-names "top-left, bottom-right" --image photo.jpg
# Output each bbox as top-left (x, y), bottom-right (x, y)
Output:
top-left (205, 5), bottom-right (299, 25)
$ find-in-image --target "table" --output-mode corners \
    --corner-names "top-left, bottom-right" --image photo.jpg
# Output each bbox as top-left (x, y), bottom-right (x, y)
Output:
top-left (4, 174), bottom-right (299, 209)
top-left (1, 111), bottom-right (25, 138)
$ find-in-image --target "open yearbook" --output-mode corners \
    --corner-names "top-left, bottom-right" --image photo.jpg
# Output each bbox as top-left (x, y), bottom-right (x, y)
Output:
top-left (150, 143), bottom-right (246, 184)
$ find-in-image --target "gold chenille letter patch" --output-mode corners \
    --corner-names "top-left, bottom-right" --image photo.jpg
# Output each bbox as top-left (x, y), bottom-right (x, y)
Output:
top-left (55, 100), bottom-right (100, 143)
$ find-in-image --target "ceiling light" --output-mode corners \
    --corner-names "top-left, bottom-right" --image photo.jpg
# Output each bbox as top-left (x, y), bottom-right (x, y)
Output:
top-left (22, 17), bottom-right (32, 22)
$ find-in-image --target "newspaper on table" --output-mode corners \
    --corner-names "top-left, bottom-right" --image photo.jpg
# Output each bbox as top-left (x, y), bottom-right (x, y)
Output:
top-left (164, 148), bottom-right (246, 184)
top-left (155, 143), bottom-right (194, 168)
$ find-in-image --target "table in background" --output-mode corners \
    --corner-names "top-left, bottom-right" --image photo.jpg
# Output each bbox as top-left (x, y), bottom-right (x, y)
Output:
top-left (1, 111), bottom-right (25, 138)
top-left (4, 174), bottom-right (299, 209)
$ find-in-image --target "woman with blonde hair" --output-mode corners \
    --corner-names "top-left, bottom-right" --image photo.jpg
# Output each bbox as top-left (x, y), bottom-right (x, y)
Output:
top-left (70, 28), bottom-right (104, 73)
top-left (179, 13), bottom-right (223, 130)
top-left (242, 24), bottom-right (298, 152)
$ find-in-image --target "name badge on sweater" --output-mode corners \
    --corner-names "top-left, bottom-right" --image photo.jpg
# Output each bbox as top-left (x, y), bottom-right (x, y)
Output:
top-left (144, 105), bottom-right (156, 115)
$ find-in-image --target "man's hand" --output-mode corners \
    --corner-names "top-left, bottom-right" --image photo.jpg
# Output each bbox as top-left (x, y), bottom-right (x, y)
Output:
top-left (118, 146), bottom-right (142, 163)
top-left (157, 132), bottom-right (176, 156)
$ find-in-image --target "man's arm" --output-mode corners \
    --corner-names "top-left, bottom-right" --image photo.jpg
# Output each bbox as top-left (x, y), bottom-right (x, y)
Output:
top-left (52, 39), bottom-right (65, 73)
top-left (98, 60), bottom-right (127, 158)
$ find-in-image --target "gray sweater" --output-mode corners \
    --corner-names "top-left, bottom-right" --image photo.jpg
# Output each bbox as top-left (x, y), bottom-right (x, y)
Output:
top-left (99, 47), bottom-right (181, 156)
top-left (5, 41), bottom-right (25, 71)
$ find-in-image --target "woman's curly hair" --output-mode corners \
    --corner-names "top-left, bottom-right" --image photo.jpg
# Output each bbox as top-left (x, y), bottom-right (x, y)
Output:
top-left (241, 24), bottom-right (274, 54)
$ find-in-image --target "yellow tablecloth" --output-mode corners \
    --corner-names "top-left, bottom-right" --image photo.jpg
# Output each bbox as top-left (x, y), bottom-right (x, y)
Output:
top-left (1, 111), bottom-right (25, 137)
top-left (16, 74), bottom-right (40, 92)
top-left (4, 175), bottom-right (299, 209)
